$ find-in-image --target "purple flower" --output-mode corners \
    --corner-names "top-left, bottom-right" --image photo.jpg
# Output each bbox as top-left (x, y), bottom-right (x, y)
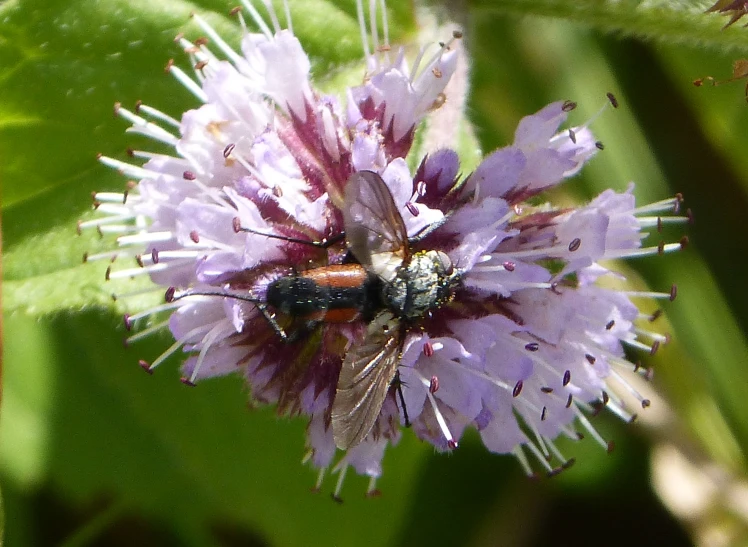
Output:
top-left (82, 0), bottom-right (689, 499)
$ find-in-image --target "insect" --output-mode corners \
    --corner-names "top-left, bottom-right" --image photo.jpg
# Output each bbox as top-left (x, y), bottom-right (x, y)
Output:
top-left (169, 171), bottom-right (462, 449)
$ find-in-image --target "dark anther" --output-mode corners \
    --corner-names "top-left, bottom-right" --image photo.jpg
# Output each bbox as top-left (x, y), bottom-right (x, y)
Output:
top-left (562, 100), bottom-right (577, 112)
top-left (423, 342), bottom-right (434, 357)
top-left (525, 342), bottom-right (539, 352)
top-left (606, 440), bottom-right (616, 454)
top-left (657, 241), bottom-right (665, 254)
top-left (232, 217), bottom-right (242, 233)
top-left (650, 340), bottom-right (660, 356)
top-left (223, 143), bottom-right (235, 158)
top-left (123, 190), bottom-right (129, 204)
top-left (641, 399), bottom-right (651, 409)
top-left (273, 185), bottom-right (283, 197)
top-left (165, 287), bottom-right (176, 303)
top-left (503, 261), bottom-right (515, 272)
top-left (605, 319), bottom-right (615, 330)
top-left (629, 414), bottom-right (638, 423)
top-left (680, 236), bottom-right (690, 249)
top-left (591, 402), bottom-right (604, 416)
top-left (124, 314), bottom-right (132, 331)
top-left (687, 208), bottom-right (694, 224)
top-left (135, 255), bottom-right (144, 268)
top-left (331, 494), bottom-right (344, 504)
top-left (190, 230), bottom-right (200, 243)
top-left (429, 376), bottom-right (439, 394)
top-left (125, 148), bottom-right (134, 157)
top-left (649, 309), bottom-right (663, 322)
top-left (194, 37), bottom-right (209, 47)
top-left (173, 32), bottom-right (184, 43)
top-left (134, 99), bottom-right (143, 113)
top-left (183, 171), bottom-right (196, 180)
top-left (512, 380), bottom-right (523, 398)
top-left (139, 360), bottom-right (153, 374)
top-left (644, 368), bottom-right (654, 381)
top-left (229, 6), bottom-right (242, 16)
top-left (540, 387), bottom-right (553, 394)
top-left (547, 467), bottom-right (563, 478)
top-left (194, 60), bottom-right (208, 70)
top-left (96, 226), bottom-right (104, 238)
top-left (105, 266), bottom-right (112, 281)
top-left (568, 128), bottom-right (577, 143)
top-left (566, 394), bottom-right (573, 408)
top-left (670, 284), bottom-right (678, 301)
top-left (447, 439), bottom-right (458, 450)
top-left (541, 406), bottom-right (547, 421)
top-left (595, 141), bottom-right (605, 150)
top-left (453, 30), bottom-right (463, 39)
top-left (563, 370), bottom-right (571, 386)
top-left (657, 216), bottom-right (663, 232)
top-left (366, 489), bottom-right (382, 498)
top-left (405, 202), bottom-right (419, 217)
top-left (634, 361), bottom-right (641, 372)
top-left (606, 92), bottom-right (619, 108)
top-left (151, 249), bottom-right (160, 264)
top-left (577, 432), bottom-right (585, 441)
top-left (601, 391), bottom-right (610, 405)
top-left (164, 59), bottom-right (175, 73)
top-left (180, 377), bottom-right (197, 387)
top-left (563, 457), bottom-right (576, 470)
top-left (82, 252), bottom-right (88, 263)
top-left (585, 354), bottom-right (596, 364)
top-left (568, 238), bottom-right (581, 252)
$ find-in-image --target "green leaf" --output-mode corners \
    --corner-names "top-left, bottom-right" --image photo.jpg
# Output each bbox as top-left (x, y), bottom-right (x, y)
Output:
top-left (468, 0), bottom-right (748, 53)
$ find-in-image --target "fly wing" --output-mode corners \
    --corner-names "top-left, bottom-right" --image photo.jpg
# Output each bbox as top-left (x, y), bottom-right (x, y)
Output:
top-left (332, 312), bottom-right (401, 450)
top-left (343, 171), bottom-right (409, 282)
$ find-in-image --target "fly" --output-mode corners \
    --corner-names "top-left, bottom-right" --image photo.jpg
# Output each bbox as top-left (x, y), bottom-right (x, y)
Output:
top-left (167, 171), bottom-right (462, 450)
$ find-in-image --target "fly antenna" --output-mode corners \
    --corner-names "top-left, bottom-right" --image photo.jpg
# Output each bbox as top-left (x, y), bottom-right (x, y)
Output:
top-left (232, 217), bottom-right (345, 249)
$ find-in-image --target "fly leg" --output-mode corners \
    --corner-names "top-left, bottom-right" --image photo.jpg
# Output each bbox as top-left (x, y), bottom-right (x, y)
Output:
top-left (393, 370), bottom-right (411, 428)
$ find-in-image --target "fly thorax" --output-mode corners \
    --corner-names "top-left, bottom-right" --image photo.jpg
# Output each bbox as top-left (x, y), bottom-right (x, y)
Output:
top-left (384, 250), bottom-right (460, 321)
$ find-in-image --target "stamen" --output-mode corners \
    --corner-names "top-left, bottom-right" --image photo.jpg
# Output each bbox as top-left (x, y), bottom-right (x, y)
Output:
top-left (512, 445), bottom-right (535, 478)
top-left (115, 104), bottom-right (179, 145)
top-left (239, 0), bottom-right (274, 38)
top-left (136, 103), bottom-right (181, 129)
top-left (189, 321), bottom-right (231, 383)
top-left (366, 476), bottom-right (381, 497)
top-left (125, 319), bottom-right (171, 345)
top-left (167, 64), bottom-right (210, 102)
top-left (573, 408), bottom-right (611, 451)
top-left (604, 242), bottom-right (683, 259)
top-left (332, 463), bottom-right (348, 503)
top-left (419, 374), bottom-right (456, 448)
top-left (192, 13), bottom-right (250, 68)
top-left (148, 323), bottom-right (215, 371)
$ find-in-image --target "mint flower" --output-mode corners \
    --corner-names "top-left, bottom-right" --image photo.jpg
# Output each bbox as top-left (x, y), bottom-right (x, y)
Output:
top-left (82, 0), bottom-right (688, 499)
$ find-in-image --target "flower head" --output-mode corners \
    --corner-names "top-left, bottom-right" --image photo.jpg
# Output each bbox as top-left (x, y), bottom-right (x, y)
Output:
top-left (82, 0), bottom-right (689, 498)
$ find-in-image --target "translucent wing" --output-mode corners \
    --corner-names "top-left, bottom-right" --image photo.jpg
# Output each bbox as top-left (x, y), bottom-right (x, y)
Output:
top-left (343, 171), bottom-right (409, 282)
top-left (332, 312), bottom-right (401, 450)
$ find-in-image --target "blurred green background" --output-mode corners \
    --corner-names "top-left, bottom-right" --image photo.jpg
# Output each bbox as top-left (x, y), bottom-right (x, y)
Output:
top-left (2, 0), bottom-right (747, 545)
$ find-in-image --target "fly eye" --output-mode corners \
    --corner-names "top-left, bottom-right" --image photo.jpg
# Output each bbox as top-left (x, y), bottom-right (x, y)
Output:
top-left (435, 251), bottom-right (453, 274)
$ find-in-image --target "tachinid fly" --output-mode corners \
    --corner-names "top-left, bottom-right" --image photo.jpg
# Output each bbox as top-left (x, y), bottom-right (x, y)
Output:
top-left (167, 171), bottom-right (462, 450)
